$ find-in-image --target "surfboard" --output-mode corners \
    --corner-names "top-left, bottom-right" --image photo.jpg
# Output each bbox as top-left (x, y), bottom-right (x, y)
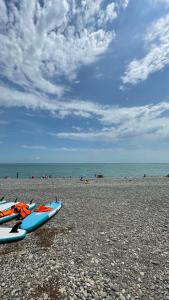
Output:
top-left (20, 201), bottom-right (62, 233)
top-left (0, 223), bottom-right (26, 244)
top-left (0, 202), bottom-right (36, 224)
top-left (0, 200), bottom-right (19, 211)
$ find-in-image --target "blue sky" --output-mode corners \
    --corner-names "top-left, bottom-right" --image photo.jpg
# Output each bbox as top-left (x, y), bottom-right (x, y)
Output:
top-left (1, 0), bottom-right (169, 163)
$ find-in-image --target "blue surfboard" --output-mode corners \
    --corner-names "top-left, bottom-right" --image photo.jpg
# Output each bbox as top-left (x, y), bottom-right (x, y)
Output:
top-left (20, 201), bottom-right (62, 233)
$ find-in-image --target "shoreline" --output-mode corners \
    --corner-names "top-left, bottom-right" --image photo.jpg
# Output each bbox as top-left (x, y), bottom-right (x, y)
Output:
top-left (1, 162), bottom-right (169, 180)
top-left (0, 174), bottom-right (168, 179)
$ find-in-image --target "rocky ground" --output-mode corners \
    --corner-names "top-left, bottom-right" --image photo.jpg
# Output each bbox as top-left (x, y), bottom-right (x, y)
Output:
top-left (0, 177), bottom-right (169, 300)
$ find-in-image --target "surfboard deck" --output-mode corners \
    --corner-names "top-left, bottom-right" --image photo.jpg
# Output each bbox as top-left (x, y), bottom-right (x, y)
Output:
top-left (0, 202), bottom-right (15, 211)
top-left (0, 225), bottom-right (26, 244)
top-left (0, 201), bottom-right (19, 211)
top-left (0, 203), bottom-right (36, 224)
top-left (20, 201), bottom-right (62, 233)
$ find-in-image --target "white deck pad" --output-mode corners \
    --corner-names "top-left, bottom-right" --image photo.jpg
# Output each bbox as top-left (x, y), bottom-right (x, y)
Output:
top-left (0, 227), bottom-right (26, 243)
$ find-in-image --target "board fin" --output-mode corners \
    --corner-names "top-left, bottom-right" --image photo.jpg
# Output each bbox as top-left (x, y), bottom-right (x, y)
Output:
top-left (14, 198), bottom-right (18, 203)
top-left (0, 196), bottom-right (4, 202)
top-left (30, 198), bottom-right (34, 204)
top-left (10, 222), bottom-right (22, 233)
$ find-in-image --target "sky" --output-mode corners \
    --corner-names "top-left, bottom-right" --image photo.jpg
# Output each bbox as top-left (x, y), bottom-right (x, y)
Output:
top-left (1, 0), bottom-right (169, 163)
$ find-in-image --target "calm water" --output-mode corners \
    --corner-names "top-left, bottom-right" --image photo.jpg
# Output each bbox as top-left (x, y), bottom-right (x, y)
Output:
top-left (0, 163), bottom-right (169, 178)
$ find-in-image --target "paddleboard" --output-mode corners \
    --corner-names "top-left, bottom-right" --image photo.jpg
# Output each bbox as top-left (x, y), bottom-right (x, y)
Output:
top-left (0, 202), bottom-right (36, 224)
top-left (0, 223), bottom-right (26, 244)
top-left (20, 201), bottom-right (62, 232)
top-left (0, 200), bottom-right (19, 211)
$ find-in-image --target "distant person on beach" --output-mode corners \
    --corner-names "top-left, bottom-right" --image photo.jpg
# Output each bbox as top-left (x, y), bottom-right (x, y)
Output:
top-left (16, 172), bottom-right (19, 179)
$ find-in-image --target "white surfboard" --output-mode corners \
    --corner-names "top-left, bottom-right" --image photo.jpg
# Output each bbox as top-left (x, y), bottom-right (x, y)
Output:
top-left (0, 201), bottom-right (19, 211)
top-left (0, 201), bottom-right (36, 224)
top-left (0, 223), bottom-right (26, 244)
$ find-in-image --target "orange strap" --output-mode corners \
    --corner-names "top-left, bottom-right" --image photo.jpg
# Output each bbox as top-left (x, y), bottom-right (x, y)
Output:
top-left (35, 205), bottom-right (52, 212)
top-left (0, 202), bottom-right (31, 219)
top-left (12, 202), bottom-right (31, 219)
top-left (13, 202), bottom-right (29, 210)
top-left (0, 208), bottom-right (14, 218)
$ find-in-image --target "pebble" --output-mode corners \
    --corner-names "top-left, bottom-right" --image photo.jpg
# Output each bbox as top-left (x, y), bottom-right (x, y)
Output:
top-left (0, 177), bottom-right (168, 300)
top-left (150, 260), bottom-right (160, 265)
top-left (100, 291), bottom-right (107, 297)
top-left (87, 279), bottom-right (95, 286)
top-left (109, 283), bottom-right (120, 292)
top-left (43, 293), bottom-right (48, 300)
top-left (119, 293), bottom-right (126, 300)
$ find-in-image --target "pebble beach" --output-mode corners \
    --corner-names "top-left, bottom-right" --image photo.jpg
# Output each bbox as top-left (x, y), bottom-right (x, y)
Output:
top-left (0, 177), bottom-right (169, 300)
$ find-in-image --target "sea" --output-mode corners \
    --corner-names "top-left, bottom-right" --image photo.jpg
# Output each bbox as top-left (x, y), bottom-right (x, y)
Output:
top-left (0, 163), bottom-right (169, 178)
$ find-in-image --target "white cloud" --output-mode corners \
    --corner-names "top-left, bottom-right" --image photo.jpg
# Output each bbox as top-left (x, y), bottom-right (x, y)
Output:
top-left (122, 13), bottom-right (169, 85)
top-left (2, 81), bottom-right (169, 144)
top-left (51, 102), bottom-right (169, 142)
top-left (152, 0), bottom-right (169, 6)
top-left (123, 0), bottom-right (129, 8)
top-left (0, 0), bottom-right (127, 104)
top-left (72, 126), bottom-right (83, 132)
top-left (118, 0), bottom-right (129, 9)
top-left (21, 145), bottom-right (47, 150)
top-left (21, 144), bottom-right (116, 153)
top-left (0, 84), bottom-right (101, 118)
top-left (98, 2), bottom-right (117, 25)
top-left (2, 79), bottom-right (169, 145)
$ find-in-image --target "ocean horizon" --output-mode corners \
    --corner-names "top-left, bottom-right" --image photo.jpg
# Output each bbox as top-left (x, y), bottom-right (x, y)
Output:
top-left (0, 163), bottom-right (169, 178)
